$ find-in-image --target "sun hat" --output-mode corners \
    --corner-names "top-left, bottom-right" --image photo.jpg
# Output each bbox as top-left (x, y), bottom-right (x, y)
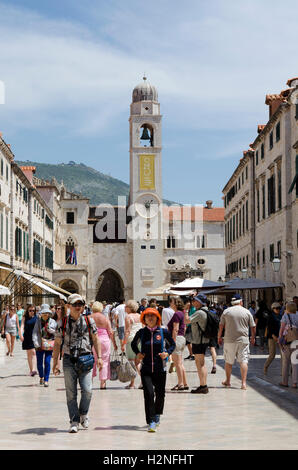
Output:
top-left (140, 307), bottom-right (161, 326)
top-left (68, 294), bottom-right (85, 305)
top-left (39, 304), bottom-right (52, 315)
top-left (193, 294), bottom-right (207, 306)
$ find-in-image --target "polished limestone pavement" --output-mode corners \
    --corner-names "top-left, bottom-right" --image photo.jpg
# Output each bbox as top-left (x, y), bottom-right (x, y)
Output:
top-left (0, 338), bottom-right (297, 450)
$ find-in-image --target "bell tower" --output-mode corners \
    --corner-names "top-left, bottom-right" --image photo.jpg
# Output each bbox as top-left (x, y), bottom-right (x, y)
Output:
top-left (129, 77), bottom-right (164, 300)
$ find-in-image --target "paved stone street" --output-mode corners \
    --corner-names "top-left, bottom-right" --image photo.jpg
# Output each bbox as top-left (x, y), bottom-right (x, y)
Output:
top-left (0, 338), bottom-right (297, 450)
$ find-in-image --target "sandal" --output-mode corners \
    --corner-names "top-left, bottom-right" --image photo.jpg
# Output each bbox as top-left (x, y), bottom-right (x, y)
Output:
top-left (279, 383), bottom-right (288, 388)
top-left (171, 384), bottom-right (179, 391)
top-left (183, 385), bottom-right (189, 390)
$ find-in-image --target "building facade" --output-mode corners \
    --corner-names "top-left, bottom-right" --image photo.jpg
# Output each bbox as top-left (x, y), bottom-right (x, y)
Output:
top-left (223, 77), bottom-right (298, 302)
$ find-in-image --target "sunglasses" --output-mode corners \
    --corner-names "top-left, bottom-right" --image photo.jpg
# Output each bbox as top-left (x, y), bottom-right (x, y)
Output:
top-left (28, 309), bottom-right (35, 312)
top-left (72, 302), bottom-right (84, 308)
top-left (56, 307), bottom-right (62, 310)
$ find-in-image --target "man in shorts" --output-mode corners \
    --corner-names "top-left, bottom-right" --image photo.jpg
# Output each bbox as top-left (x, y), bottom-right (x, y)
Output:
top-left (218, 294), bottom-right (256, 390)
top-left (188, 294), bottom-right (210, 394)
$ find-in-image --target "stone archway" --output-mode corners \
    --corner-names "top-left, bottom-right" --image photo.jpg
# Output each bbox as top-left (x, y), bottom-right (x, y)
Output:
top-left (59, 279), bottom-right (79, 294)
top-left (96, 269), bottom-right (124, 303)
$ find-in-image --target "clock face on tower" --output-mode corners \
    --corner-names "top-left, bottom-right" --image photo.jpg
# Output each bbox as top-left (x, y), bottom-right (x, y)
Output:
top-left (135, 193), bottom-right (160, 218)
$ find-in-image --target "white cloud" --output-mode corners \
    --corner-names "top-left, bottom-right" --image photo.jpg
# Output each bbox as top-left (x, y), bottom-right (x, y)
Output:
top-left (0, 0), bottom-right (297, 142)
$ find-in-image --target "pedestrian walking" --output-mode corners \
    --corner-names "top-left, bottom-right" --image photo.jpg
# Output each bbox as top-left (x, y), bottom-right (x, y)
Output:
top-left (114, 300), bottom-right (126, 350)
top-left (218, 294), bottom-right (256, 390)
top-left (255, 301), bottom-right (270, 350)
top-left (187, 294), bottom-right (212, 394)
top-left (122, 299), bottom-right (142, 389)
top-left (263, 302), bottom-right (282, 374)
top-left (52, 294), bottom-right (103, 433)
top-left (278, 301), bottom-right (298, 388)
top-left (131, 307), bottom-right (175, 432)
top-left (167, 297), bottom-right (188, 391)
top-left (1, 304), bottom-right (21, 357)
top-left (91, 301), bottom-right (117, 390)
top-left (32, 304), bottom-right (57, 387)
top-left (20, 304), bottom-right (38, 376)
top-left (16, 303), bottom-right (24, 340)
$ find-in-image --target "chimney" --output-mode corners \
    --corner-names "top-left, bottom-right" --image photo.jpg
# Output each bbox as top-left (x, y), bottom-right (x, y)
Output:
top-left (20, 166), bottom-right (36, 184)
top-left (206, 200), bottom-right (213, 209)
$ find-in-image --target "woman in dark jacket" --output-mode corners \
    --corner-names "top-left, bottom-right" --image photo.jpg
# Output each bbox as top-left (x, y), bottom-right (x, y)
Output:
top-left (131, 307), bottom-right (175, 433)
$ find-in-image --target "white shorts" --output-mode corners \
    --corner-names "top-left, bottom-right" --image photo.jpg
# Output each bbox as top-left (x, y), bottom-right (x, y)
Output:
top-left (173, 336), bottom-right (186, 356)
top-left (224, 342), bottom-right (250, 364)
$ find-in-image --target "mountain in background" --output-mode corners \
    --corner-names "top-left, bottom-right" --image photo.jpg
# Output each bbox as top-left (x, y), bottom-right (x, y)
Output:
top-left (16, 160), bottom-right (176, 206)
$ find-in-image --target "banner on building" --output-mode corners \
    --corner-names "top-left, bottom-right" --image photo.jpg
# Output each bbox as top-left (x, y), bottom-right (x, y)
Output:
top-left (139, 154), bottom-right (155, 191)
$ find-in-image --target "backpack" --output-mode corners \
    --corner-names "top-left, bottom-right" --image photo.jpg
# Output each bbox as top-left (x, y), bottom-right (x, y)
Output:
top-left (198, 309), bottom-right (220, 339)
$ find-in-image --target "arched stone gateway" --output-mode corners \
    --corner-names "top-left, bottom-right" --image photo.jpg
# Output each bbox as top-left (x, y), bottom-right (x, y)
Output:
top-left (59, 279), bottom-right (79, 294)
top-left (96, 269), bottom-right (124, 303)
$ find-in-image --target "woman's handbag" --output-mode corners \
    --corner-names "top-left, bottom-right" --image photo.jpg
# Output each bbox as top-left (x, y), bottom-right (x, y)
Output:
top-left (41, 321), bottom-right (54, 351)
top-left (110, 352), bottom-right (121, 381)
top-left (285, 314), bottom-right (298, 344)
top-left (116, 355), bottom-right (137, 383)
top-left (41, 338), bottom-right (55, 351)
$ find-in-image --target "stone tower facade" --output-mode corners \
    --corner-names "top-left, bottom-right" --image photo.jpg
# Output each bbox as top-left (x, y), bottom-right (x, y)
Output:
top-left (129, 77), bottom-right (164, 300)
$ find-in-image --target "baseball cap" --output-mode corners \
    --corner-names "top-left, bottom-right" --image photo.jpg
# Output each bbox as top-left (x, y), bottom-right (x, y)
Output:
top-left (231, 293), bottom-right (242, 304)
top-left (193, 294), bottom-right (207, 306)
top-left (68, 294), bottom-right (85, 305)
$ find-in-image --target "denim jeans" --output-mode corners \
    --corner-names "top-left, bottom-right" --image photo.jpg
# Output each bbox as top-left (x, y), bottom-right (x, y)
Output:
top-left (36, 350), bottom-right (52, 382)
top-left (63, 354), bottom-right (93, 424)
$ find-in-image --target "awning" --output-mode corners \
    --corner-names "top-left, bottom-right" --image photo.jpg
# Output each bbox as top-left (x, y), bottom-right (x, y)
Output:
top-left (169, 277), bottom-right (226, 291)
top-left (0, 267), bottom-right (67, 300)
top-left (0, 284), bottom-right (11, 295)
top-left (147, 283), bottom-right (174, 297)
top-left (39, 280), bottom-right (71, 297)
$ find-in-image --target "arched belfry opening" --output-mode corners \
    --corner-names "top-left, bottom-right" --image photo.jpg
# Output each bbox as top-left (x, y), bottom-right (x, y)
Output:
top-left (96, 269), bottom-right (124, 303)
top-left (140, 123), bottom-right (154, 147)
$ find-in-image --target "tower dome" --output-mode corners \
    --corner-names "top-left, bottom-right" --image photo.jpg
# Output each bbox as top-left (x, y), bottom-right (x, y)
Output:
top-left (132, 76), bottom-right (158, 103)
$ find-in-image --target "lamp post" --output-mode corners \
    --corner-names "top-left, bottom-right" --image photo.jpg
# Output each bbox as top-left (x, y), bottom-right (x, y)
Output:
top-left (272, 256), bottom-right (281, 273)
top-left (241, 268), bottom-right (248, 279)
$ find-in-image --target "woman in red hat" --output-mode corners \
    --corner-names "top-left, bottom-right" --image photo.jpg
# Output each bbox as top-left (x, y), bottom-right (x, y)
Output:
top-left (131, 307), bottom-right (176, 433)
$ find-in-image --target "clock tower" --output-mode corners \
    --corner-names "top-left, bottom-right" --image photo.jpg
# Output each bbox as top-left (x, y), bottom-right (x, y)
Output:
top-left (129, 77), bottom-right (164, 300)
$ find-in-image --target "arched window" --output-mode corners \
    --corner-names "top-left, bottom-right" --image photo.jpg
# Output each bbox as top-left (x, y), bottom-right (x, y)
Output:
top-left (65, 236), bottom-right (77, 265)
top-left (140, 124), bottom-right (154, 147)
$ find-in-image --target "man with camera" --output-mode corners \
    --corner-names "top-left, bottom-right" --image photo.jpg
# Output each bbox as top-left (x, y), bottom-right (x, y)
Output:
top-left (52, 294), bottom-right (103, 433)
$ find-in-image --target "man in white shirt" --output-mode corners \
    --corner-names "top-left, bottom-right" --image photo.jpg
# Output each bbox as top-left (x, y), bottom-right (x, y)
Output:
top-left (115, 301), bottom-right (126, 349)
top-left (218, 294), bottom-right (256, 390)
top-left (162, 297), bottom-right (176, 328)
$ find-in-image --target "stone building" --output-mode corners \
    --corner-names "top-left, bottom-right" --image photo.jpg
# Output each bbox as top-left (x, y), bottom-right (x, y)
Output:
top-left (223, 77), bottom-right (298, 302)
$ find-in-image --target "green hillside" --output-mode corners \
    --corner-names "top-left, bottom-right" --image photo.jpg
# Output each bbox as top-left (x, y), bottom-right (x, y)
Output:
top-left (16, 160), bottom-right (176, 206)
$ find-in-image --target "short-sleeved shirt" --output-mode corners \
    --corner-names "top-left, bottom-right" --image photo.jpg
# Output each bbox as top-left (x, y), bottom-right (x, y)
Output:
top-left (167, 311), bottom-right (185, 336)
top-left (281, 312), bottom-right (298, 328)
top-left (115, 304), bottom-right (126, 328)
top-left (162, 307), bottom-right (175, 327)
top-left (55, 314), bottom-right (97, 355)
top-left (220, 305), bottom-right (255, 344)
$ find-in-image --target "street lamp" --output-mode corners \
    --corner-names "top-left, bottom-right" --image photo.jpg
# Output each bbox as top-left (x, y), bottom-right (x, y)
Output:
top-left (272, 256), bottom-right (281, 273)
top-left (241, 268), bottom-right (248, 279)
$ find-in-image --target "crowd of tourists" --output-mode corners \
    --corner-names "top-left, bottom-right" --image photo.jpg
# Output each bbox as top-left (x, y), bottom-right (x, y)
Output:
top-left (0, 293), bottom-right (297, 433)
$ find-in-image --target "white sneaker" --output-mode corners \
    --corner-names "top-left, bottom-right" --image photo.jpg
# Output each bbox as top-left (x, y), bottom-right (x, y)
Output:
top-left (80, 415), bottom-right (89, 429)
top-left (69, 422), bottom-right (79, 433)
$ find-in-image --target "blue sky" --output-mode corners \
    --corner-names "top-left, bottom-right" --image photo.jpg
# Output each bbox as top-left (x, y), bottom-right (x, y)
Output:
top-left (0, 0), bottom-right (297, 206)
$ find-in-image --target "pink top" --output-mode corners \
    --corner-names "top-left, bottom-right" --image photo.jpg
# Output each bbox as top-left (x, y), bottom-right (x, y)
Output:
top-left (91, 312), bottom-right (113, 338)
